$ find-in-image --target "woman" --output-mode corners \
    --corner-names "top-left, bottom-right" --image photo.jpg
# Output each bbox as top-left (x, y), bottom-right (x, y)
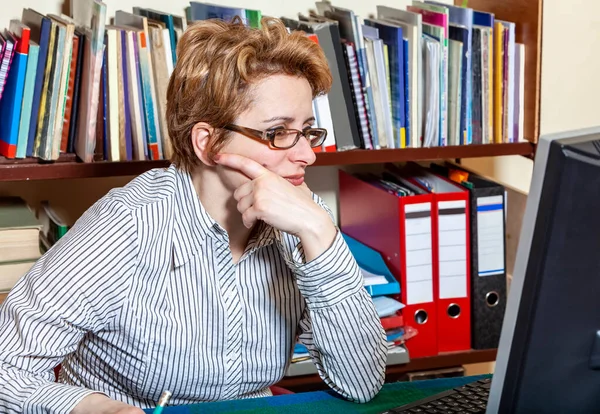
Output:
top-left (0, 17), bottom-right (387, 413)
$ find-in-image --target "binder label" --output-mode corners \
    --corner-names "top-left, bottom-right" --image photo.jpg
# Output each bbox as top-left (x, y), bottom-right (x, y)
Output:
top-left (438, 200), bottom-right (468, 299)
top-left (477, 195), bottom-right (505, 276)
top-left (405, 203), bottom-right (434, 305)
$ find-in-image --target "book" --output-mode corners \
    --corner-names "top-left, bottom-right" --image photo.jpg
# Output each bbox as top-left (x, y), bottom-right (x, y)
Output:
top-left (0, 22), bottom-right (30, 158)
top-left (16, 40), bottom-right (39, 158)
top-left (0, 197), bottom-right (42, 263)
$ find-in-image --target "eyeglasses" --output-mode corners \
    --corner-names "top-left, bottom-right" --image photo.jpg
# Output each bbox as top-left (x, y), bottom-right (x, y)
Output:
top-left (223, 124), bottom-right (328, 149)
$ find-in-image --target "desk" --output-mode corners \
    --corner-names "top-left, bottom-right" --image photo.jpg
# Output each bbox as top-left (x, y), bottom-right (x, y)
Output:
top-left (142, 374), bottom-right (490, 414)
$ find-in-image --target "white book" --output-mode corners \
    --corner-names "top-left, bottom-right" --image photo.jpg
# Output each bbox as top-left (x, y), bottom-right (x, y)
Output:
top-left (313, 94), bottom-right (337, 151)
top-left (105, 27), bottom-right (120, 161)
top-left (516, 43), bottom-right (526, 142)
top-left (371, 38), bottom-right (395, 149)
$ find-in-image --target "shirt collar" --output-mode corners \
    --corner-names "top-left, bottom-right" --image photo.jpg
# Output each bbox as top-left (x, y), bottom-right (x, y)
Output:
top-left (171, 165), bottom-right (279, 267)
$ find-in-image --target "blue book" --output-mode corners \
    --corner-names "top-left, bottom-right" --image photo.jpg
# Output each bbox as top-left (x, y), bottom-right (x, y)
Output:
top-left (189, 2), bottom-right (247, 24)
top-left (0, 34), bottom-right (28, 158)
top-left (21, 11), bottom-right (52, 157)
top-left (473, 10), bottom-right (494, 27)
top-left (403, 38), bottom-right (410, 147)
top-left (364, 19), bottom-right (406, 148)
top-left (16, 41), bottom-right (39, 158)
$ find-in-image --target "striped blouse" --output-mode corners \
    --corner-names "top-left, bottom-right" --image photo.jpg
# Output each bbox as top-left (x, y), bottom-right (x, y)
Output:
top-left (0, 164), bottom-right (387, 413)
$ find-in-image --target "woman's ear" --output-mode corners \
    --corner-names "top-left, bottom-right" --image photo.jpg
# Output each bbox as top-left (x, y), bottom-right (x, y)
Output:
top-left (191, 122), bottom-right (216, 166)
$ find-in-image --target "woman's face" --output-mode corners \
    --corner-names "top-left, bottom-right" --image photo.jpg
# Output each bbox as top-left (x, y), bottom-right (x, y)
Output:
top-left (216, 74), bottom-right (317, 190)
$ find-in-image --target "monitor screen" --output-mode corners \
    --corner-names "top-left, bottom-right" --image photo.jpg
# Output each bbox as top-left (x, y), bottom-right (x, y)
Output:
top-left (488, 127), bottom-right (600, 412)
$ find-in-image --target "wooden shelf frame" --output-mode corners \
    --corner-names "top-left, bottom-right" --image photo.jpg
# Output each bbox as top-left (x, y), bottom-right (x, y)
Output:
top-left (0, 143), bottom-right (533, 182)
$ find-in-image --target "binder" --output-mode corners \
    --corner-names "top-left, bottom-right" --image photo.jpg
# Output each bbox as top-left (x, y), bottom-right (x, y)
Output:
top-left (431, 164), bottom-right (507, 349)
top-left (339, 170), bottom-right (438, 358)
top-left (387, 163), bottom-right (471, 353)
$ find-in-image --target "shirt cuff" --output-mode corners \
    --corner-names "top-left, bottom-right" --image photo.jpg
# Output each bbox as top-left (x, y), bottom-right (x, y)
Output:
top-left (292, 230), bottom-right (364, 309)
top-left (25, 382), bottom-right (106, 413)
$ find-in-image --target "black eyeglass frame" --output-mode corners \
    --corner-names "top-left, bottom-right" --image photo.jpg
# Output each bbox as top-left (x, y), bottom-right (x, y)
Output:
top-left (223, 124), bottom-right (328, 149)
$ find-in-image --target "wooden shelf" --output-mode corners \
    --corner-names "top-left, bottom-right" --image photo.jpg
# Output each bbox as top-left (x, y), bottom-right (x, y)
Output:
top-left (313, 143), bottom-right (534, 166)
top-left (276, 348), bottom-right (497, 393)
top-left (0, 154), bottom-right (170, 182)
top-left (0, 143), bottom-right (533, 182)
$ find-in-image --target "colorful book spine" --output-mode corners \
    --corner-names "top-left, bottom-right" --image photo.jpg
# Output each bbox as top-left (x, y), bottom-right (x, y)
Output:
top-left (403, 38), bottom-right (410, 147)
top-left (26, 16), bottom-right (51, 157)
top-left (136, 32), bottom-right (160, 160)
top-left (32, 23), bottom-right (56, 159)
top-left (0, 33), bottom-right (16, 100)
top-left (16, 42), bottom-right (39, 158)
top-left (0, 26), bottom-right (29, 158)
top-left (133, 34), bottom-right (148, 159)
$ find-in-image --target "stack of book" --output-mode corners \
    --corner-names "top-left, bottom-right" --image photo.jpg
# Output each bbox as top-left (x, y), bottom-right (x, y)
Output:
top-left (0, 197), bottom-right (41, 295)
top-left (0, 0), bottom-right (526, 162)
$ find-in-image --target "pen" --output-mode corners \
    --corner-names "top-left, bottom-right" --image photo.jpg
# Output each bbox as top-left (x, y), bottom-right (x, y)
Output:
top-left (152, 390), bottom-right (172, 414)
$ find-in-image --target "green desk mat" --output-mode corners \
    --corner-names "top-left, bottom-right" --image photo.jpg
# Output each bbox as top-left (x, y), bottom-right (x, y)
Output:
top-left (144, 374), bottom-right (491, 414)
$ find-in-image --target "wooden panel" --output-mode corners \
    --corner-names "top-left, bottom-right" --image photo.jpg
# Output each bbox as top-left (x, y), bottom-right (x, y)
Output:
top-left (455, 0), bottom-right (543, 144)
top-left (276, 348), bottom-right (497, 393)
top-left (0, 293), bottom-right (7, 305)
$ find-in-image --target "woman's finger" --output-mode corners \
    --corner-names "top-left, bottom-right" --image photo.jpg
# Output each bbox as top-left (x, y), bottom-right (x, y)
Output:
top-left (236, 192), bottom-right (254, 215)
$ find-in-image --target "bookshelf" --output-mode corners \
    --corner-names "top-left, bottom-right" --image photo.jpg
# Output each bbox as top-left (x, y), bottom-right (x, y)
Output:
top-left (0, 142), bottom-right (534, 182)
top-left (0, 0), bottom-right (543, 392)
top-left (0, 0), bottom-right (542, 183)
top-left (276, 349), bottom-right (498, 393)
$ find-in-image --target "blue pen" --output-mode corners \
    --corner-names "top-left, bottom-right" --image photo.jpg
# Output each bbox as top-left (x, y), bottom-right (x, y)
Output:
top-left (153, 390), bottom-right (172, 414)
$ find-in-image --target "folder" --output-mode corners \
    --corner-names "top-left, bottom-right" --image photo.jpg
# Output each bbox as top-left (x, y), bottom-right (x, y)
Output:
top-left (342, 232), bottom-right (401, 297)
top-left (339, 170), bottom-right (438, 358)
top-left (431, 164), bottom-right (507, 350)
top-left (386, 163), bottom-right (472, 353)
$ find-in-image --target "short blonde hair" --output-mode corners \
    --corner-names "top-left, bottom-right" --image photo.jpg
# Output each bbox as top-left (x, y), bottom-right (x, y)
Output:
top-left (166, 17), bottom-right (333, 172)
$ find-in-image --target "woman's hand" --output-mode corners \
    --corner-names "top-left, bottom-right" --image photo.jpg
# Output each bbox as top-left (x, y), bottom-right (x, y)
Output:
top-left (71, 393), bottom-right (145, 414)
top-left (214, 153), bottom-right (337, 261)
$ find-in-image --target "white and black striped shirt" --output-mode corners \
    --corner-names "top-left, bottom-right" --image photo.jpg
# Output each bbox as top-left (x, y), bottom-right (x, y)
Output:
top-left (0, 165), bottom-right (387, 413)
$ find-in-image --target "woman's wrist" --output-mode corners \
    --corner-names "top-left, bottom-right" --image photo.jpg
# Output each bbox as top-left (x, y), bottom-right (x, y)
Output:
top-left (297, 211), bottom-right (337, 262)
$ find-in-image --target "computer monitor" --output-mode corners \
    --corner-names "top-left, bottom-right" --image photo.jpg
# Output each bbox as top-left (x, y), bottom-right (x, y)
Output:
top-left (488, 126), bottom-right (600, 413)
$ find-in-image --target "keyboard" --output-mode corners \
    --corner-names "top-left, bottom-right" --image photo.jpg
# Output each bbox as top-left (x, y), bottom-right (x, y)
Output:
top-left (381, 377), bottom-right (492, 414)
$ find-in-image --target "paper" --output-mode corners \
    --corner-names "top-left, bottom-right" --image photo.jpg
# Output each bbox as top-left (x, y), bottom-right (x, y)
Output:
top-left (405, 202), bottom-right (434, 304)
top-left (477, 195), bottom-right (505, 276)
top-left (438, 200), bottom-right (468, 299)
top-left (373, 296), bottom-right (405, 318)
top-left (362, 268), bottom-right (389, 286)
